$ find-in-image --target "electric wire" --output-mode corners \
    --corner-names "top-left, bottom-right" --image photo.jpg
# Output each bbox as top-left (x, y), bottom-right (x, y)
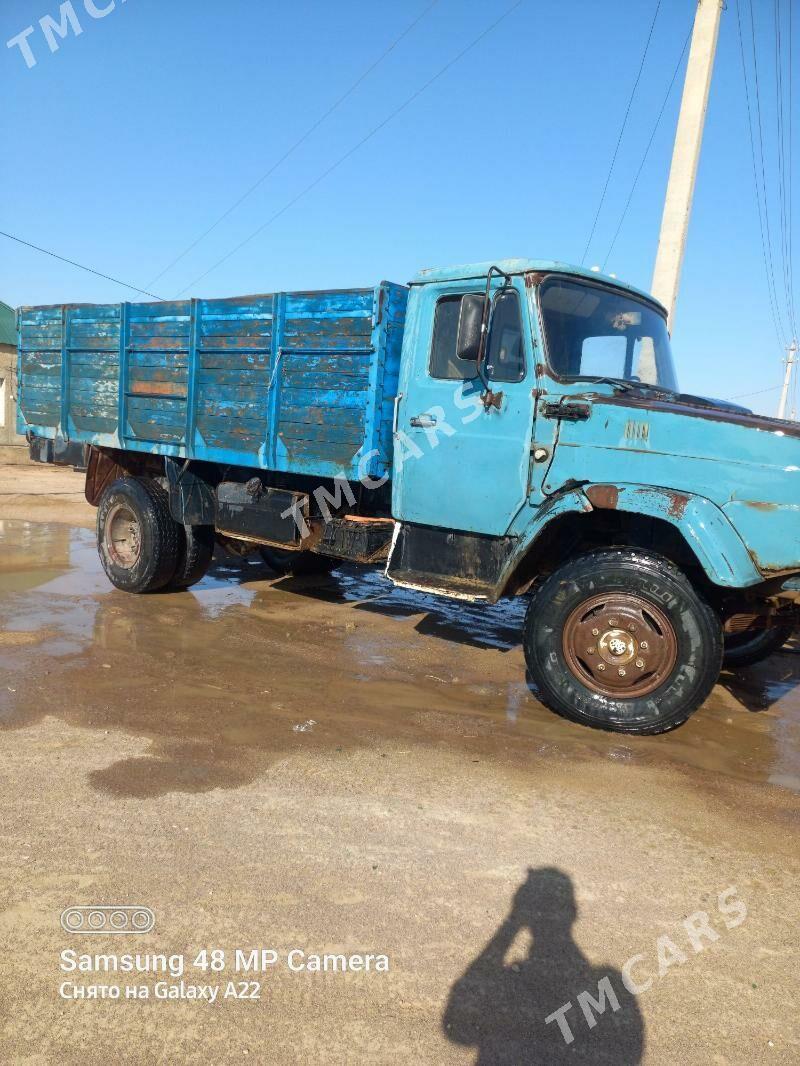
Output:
top-left (747, 0), bottom-right (790, 344)
top-left (0, 229), bottom-right (163, 300)
top-left (601, 25), bottom-right (691, 272)
top-left (173, 0), bottom-right (524, 298)
top-left (789, 0), bottom-right (797, 338)
top-left (735, 0), bottom-right (787, 350)
top-left (144, 0), bottom-right (441, 290)
top-left (725, 383), bottom-right (783, 399)
top-left (773, 0), bottom-right (796, 338)
top-left (580, 0), bottom-right (662, 266)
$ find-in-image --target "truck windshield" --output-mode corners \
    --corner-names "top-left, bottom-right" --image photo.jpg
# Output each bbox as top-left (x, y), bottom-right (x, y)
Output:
top-left (538, 277), bottom-right (678, 391)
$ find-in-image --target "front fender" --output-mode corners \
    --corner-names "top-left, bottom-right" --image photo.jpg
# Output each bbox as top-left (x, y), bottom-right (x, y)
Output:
top-left (501, 483), bottom-right (763, 593)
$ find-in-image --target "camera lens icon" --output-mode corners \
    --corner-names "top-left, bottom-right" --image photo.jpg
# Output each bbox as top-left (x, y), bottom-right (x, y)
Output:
top-left (60, 905), bottom-right (155, 934)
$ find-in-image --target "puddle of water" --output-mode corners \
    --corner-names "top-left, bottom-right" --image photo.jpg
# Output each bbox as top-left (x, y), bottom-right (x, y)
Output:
top-left (1, 520), bottom-right (799, 800)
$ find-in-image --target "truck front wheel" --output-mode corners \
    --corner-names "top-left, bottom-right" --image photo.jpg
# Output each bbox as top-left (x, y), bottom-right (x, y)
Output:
top-left (523, 549), bottom-right (723, 734)
top-left (97, 477), bottom-right (181, 593)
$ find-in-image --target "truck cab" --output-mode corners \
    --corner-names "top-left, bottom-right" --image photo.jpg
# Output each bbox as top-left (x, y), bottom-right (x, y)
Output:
top-left (386, 259), bottom-right (800, 733)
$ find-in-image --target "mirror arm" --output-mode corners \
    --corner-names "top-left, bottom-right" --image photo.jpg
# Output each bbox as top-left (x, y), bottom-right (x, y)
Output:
top-left (476, 265), bottom-right (512, 410)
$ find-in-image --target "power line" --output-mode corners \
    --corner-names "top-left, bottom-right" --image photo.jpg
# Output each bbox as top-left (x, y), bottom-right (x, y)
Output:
top-left (747, 0), bottom-right (790, 344)
top-left (789, 0), bottom-right (797, 337)
top-left (726, 383), bottom-right (782, 399)
top-left (602, 25), bottom-right (691, 272)
top-left (734, 0), bottom-right (786, 350)
top-left (773, 0), bottom-right (796, 338)
top-left (580, 0), bottom-right (662, 266)
top-left (173, 0), bottom-right (524, 298)
top-left (0, 229), bottom-right (163, 300)
top-left (145, 0), bottom-right (442, 290)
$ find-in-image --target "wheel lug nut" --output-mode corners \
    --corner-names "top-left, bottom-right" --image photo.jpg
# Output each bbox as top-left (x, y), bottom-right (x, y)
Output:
top-left (597, 663), bottom-right (606, 671)
top-left (635, 658), bottom-right (645, 668)
top-left (618, 668), bottom-right (626, 677)
top-left (591, 628), bottom-right (600, 637)
top-left (588, 645), bottom-right (596, 654)
top-left (629, 624), bottom-right (636, 632)
top-left (640, 641), bottom-right (648, 650)
top-left (608, 618), bottom-right (618, 627)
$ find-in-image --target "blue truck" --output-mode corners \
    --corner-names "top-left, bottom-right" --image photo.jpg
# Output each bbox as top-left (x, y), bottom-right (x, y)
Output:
top-left (17, 259), bottom-right (800, 734)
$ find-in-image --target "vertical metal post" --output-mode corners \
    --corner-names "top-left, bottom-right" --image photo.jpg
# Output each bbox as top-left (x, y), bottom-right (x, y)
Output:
top-left (186, 297), bottom-right (199, 453)
top-left (59, 305), bottom-right (70, 442)
top-left (117, 302), bottom-right (130, 444)
top-left (651, 0), bottom-right (724, 329)
top-left (266, 292), bottom-right (285, 469)
top-left (778, 340), bottom-right (798, 420)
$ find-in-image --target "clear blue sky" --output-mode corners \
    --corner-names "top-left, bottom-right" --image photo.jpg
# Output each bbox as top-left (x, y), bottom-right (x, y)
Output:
top-left (1, 0), bottom-right (797, 413)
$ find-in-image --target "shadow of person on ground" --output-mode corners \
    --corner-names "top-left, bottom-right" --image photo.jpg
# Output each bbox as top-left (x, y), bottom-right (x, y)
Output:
top-left (442, 868), bottom-right (644, 1064)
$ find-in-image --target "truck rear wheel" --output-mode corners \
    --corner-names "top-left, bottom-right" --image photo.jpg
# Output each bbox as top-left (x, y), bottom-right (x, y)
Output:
top-left (166, 524), bottom-right (215, 590)
top-left (723, 621), bottom-right (793, 668)
top-left (523, 549), bottom-right (723, 734)
top-left (259, 547), bottom-right (337, 576)
top-left (97, 477), bottom-right (181, 593)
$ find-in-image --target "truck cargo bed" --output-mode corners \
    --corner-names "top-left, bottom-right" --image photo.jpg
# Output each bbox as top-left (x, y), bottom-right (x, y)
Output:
top-left (17, 282), bottom-right (407, 481)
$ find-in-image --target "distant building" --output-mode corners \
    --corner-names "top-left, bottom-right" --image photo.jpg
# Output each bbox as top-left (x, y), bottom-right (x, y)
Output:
top-left (0, 300), bottom-right (26, 450)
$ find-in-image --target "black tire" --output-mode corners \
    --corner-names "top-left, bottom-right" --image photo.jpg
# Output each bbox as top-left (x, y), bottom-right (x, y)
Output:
top-left (166, 524), bottom-right (215, 590)
top-left (259, 546), bottom-right (338, 576)
top-left (523, 549), bottom-right (723, 735)
top-left (96, 477), bottom-right (180, 593)
top-left (723, 623), bottom-right (793, 668)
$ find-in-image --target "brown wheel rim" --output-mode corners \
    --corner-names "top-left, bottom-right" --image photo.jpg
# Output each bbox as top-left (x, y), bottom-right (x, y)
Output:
top-left (562, 592), bottom-right (678, 699)
top-left (105, 503), bottom-right (141, 569)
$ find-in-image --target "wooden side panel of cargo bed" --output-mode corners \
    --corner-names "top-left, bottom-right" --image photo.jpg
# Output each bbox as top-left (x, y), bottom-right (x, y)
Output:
top-left (18, 307), bottom-right (63, 431)
top-left (126, 300), bottom-right (190, 445)
top-left (277, 289), bottom-right (374, 469)
top-left (69, 304), bottom-right (121, 436)
top-left (194, 294), bottom-right (274, 454)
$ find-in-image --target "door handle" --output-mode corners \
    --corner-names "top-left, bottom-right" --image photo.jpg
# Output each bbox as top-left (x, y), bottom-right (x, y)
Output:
top-left (392, 393), bottom-right (403, 434)
top-left (410, 413), bottom-right (438, 428)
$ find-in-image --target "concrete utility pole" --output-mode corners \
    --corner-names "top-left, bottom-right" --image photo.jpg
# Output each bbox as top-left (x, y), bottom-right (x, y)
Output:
top-left (777, 340), bottom-right (798, 420)
top-left (651, 0), bottom-right (724, 330)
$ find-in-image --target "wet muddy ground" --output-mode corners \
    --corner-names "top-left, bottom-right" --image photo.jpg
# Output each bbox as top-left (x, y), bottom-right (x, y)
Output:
top-left (1, 464), bottom-right (798, 1063)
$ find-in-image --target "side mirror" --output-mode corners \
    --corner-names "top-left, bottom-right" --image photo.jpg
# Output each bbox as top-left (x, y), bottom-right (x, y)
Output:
top-left (455, 294), bottom-right (485, 362)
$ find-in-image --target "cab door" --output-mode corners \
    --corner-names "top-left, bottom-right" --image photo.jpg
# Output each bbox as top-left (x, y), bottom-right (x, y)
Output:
top-left (392, 278), bottom-right (537, 536)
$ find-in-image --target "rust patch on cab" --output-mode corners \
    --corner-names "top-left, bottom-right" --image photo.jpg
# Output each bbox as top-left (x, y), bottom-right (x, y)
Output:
top-left (666, 491), bottom-right (690, 519)
top-left (744, 500), bottom-right (779, 512)
top-left (585, 484), bottom-right (619, 510)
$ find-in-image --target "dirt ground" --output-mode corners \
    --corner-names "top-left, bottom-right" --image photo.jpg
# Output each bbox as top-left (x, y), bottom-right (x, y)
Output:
top-left (0, 462), bottom-right (798, 1064)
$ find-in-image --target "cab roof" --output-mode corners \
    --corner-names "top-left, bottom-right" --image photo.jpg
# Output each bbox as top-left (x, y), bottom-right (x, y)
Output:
top-left (410, 258), bottom-right (666, 314)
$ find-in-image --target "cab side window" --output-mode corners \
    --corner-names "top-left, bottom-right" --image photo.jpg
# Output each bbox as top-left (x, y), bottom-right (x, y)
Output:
top-left (429, 294), bottom-right (480, 380)
top-left (429, 288), bottom-right (525, 381)
top-left (485, 290), bottom-right (524, 382)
